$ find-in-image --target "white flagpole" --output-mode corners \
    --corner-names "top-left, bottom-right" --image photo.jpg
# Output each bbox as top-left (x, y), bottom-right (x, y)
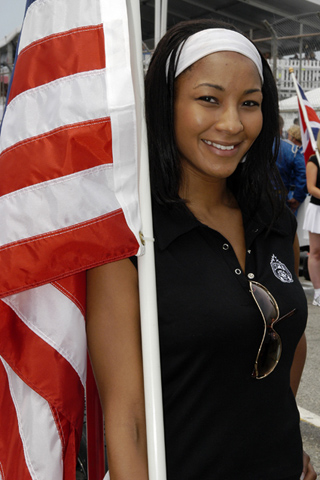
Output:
top-left (289, 67), bottom-right (320, 166)
top-left (160, 0), bottom-right (168, 38)
top-left (126, 1), bottom-right (167, 479)
top-left (154, 0), bottom-right (162, 47)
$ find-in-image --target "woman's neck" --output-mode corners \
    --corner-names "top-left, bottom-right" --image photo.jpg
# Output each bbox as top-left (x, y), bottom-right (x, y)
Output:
top-left (179, 173), bottom-right (246, 271)
top-left (179, 174), bottom-right (236, 215)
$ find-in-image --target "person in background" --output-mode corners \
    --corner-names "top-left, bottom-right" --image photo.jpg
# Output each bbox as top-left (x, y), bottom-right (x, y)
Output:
top-left (303, 131), bottom-right (320, 306)
top-left (276, 124), bottom-right (307, 215)
top-left (86, 19), bottom-right (316, 480)
top-left (279, 115), bottom-right (288, 139)
top-left (288, 124), bottom-right (302, 147)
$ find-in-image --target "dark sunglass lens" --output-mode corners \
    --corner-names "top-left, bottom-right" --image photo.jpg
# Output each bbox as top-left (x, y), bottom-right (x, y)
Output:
top-left (250, 281), bottom-right (283, 379)
top-left (251, 283), bottom-right (278, 326)
top-left (256, 330), bottom-right (282, 378)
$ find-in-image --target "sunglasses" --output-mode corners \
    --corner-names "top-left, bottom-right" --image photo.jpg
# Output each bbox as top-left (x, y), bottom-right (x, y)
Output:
top-left (249, 281), bottom-right (296, 380)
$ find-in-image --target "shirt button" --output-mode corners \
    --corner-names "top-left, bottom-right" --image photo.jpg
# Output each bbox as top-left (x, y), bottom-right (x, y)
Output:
top-left (223, 243), bottom-right (229, 250)
top-left (235, 269), bottom-right (242, 275)
top-left (247, 273), bottom-right (255, 279)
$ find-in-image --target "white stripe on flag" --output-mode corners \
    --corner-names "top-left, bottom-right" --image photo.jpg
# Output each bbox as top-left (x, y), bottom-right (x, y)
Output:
top-left (0, 165), bottom-right (119, 246)
top-left (19, 0), bottom-right (101, 54)
top-left (1, 357), bottom-right (63, 480)
top-left (309, 120), bottom-right (320, 129)
top-left (2, 284), bottom-right (87, 385)
top-left (0, 70), bottom-right (108, 152)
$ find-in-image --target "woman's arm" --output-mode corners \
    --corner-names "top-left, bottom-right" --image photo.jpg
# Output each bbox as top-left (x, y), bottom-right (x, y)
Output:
top-left (306, 161), bottom-right (320, 199)
top-left (86, 258), bottom-right (148, 480)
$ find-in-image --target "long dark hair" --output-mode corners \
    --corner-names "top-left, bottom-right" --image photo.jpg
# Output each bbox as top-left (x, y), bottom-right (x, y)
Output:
top-left (145, 19), bottom-right (285, 222)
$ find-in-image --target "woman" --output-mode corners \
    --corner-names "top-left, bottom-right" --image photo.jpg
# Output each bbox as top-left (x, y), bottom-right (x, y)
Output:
top-left (303, 132), bottom-right (320, 307)
top-left (276, 124), bottom-right (306, 216)
top-left (87, 19), bottom-right (316, 479)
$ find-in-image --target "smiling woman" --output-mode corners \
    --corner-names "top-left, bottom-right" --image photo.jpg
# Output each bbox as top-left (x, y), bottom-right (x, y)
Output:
top-left (174, 51), bottom-right (263, 183)
top-left (86, 18), bottom-right (317, 480)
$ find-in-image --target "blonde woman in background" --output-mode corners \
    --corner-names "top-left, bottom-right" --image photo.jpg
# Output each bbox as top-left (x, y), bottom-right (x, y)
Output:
top-left (276, 124), bottom-right (306, 216)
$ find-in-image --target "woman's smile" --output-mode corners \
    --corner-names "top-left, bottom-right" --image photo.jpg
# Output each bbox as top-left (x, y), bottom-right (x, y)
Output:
top-left (202, 139), bottom-right (240, 155)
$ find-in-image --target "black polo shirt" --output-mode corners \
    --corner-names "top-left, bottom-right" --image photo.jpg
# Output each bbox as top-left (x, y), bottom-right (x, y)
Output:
top-left (151, 200), bottom-right (307, 480)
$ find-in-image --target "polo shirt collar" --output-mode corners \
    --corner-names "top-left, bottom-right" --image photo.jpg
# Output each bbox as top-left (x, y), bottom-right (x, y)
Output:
top-left (244, 205), bottom-right (293, 238)
top-left (153, 201), bottom-right (200, 250)
top-left (153, 200), bottom-right (291, 251)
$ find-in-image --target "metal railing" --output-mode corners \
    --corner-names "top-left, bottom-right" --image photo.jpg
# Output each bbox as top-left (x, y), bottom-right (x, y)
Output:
top-left (268, 58), bottom-right (320, 99)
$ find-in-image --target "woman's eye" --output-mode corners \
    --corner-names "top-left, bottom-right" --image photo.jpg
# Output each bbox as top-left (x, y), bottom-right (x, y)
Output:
top-left (243, 100), bottom-right (260, 107)
top-left (198, 96), bottom-right (218, 104)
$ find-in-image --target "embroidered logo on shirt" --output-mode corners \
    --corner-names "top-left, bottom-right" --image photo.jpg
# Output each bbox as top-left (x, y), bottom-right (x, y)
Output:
top-left (270, 254), bottom-right (293, 283)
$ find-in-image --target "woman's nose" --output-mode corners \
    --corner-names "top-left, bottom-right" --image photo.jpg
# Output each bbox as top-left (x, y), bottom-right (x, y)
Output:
top-left (215, 108), bottom-right (244, 134)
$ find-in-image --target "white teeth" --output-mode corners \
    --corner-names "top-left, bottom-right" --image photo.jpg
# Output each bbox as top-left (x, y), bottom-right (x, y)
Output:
top-left (204, 140), bottom-right (235, 151)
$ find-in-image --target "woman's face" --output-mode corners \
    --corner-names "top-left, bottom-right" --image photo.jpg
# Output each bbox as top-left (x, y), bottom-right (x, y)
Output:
top-left (174, 51), bottom-right (263, 185)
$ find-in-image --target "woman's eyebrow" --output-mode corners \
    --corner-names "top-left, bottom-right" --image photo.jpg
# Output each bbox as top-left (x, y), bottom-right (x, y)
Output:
top-left (194, 83), bottom-right (224, 91)
top-left (194, 83), bottom-right (262, 95)
top-left (245, 88), bottom-right (262, 94)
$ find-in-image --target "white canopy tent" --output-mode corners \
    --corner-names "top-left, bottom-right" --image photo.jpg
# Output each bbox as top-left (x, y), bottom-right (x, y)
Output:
top-left (279, 87), bottom-right (320, 132)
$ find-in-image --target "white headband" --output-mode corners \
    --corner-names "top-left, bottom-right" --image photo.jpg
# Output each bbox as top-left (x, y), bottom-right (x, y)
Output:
top-left (170, 28), bottom-right (264, 83)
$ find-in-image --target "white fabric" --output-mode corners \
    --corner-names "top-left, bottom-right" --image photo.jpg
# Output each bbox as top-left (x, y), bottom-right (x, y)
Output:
top-left (0, 165), bottom-right (119, 246)
top-left (1, 357), bottom-right (63, 480)
top-left (18, 0), bottom-right (101, 54)
top-left (172, 28), bottom-right (264, 82)
top-left (0, 70), bottom-right (108, 152)
top-left (100, 0), bottom-right (142, 254)
top-left (303, 201), bottom-right (320, 234)
top-left (2, 283), bottom-right (87, 386)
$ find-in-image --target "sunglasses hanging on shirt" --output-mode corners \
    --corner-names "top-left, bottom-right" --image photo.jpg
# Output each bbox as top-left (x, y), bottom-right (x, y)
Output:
top-left (249, 281), bottom-right (296, 379)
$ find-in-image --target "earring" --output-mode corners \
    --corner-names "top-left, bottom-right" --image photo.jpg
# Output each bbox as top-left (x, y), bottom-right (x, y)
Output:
top-left (240, 154), bottom-right (247, 164)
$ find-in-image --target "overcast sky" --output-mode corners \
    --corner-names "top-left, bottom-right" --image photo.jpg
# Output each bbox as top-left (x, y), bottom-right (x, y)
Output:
top-left (0, 0), bottom-right (26, 39)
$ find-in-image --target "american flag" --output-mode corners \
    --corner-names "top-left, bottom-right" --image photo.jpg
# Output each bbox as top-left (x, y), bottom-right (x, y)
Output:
top-left (297, 82), bottom-right (320, 163)
top-left (0, 0), bottom-right (143, 477)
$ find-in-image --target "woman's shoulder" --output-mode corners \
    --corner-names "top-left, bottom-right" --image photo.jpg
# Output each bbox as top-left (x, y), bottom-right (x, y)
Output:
top-left (308, 154), bottom-right (319, 166)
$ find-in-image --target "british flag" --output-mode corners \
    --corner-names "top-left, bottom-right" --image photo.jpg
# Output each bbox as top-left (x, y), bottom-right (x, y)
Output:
top-left (297, 82), bottom-right (320, 164)
top-left (0, 0), bottom-right (143, 478)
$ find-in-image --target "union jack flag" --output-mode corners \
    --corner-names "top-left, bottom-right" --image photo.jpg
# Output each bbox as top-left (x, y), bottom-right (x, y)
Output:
top-left (297, 82), bottom-right (320, 163)
top-left (0, 0), bottom-right (143, 478)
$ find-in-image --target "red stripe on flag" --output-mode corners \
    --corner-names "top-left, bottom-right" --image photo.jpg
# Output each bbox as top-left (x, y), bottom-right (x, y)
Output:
top-left (0, 301), bottom-right (83, 479)
top-left (305, 104), bottom-right (320, 122)
top-left (0, 300), bottom-right (84, 430)
top-left (0, 361), bottom-right (33, 480)
top-left (304, 144), bottom-right (314, 165)
top-left (0, 118), bottom-right (112, 195)
top-left (0, 209), bottom-right (139, 297)
top-left (8, 25), bottom-right (106, 103)
top-left (298, 102), bottom-right (318, 163)
top-left (51, 406), bottom-right (82, 480)
top-left (86, 358), bottom-right (106, 479)
top-left (298, 103), bottom-right (306, 127)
